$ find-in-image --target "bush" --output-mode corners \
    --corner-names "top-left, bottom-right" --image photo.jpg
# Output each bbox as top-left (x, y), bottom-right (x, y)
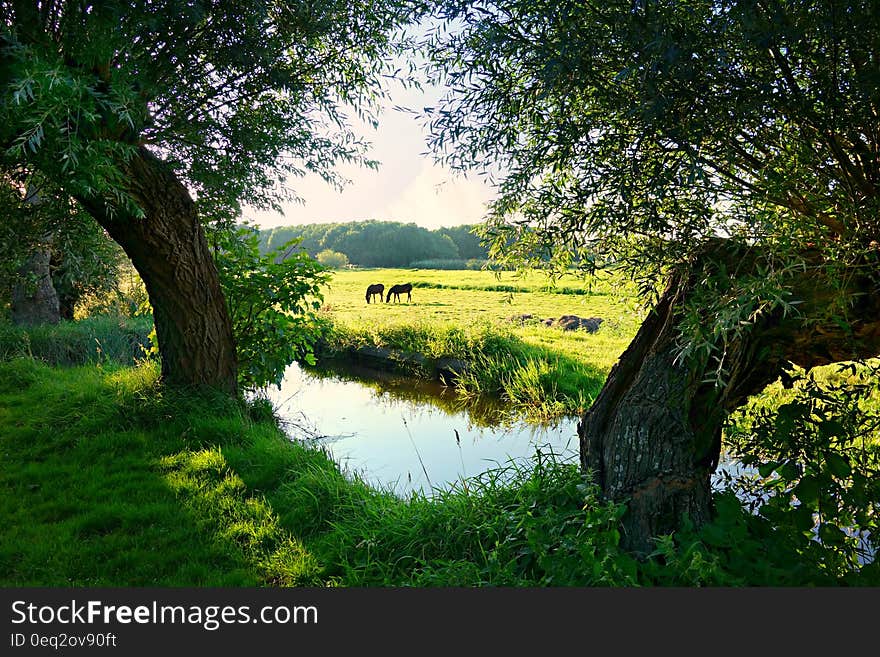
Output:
top-left (216, 229), bottom-right (330, 390)
top-left (723, 362), bottom-right (880, 575)
top-left (316, 249), bottom-right (350, 269)
top-left (75, 262), bottom-right (150, 319)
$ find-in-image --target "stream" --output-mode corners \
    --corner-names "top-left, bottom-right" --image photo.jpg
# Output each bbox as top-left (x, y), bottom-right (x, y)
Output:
top-left (265, 360), bottom-right (739, 498)
top-left (265, 360), bottom-right (579, 496)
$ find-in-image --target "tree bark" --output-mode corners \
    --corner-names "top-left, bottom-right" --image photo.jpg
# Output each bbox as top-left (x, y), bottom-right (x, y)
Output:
top-left (11, 243), bottom-right (60, 326)
top-left (11, 185), bottom-right (60, 326)
top-left (578, 240), bottom-right (880, 555)
top-left (79, 147), bottom-right (238, 394)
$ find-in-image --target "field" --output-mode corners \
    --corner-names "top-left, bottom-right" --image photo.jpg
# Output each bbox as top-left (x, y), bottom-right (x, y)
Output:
top-left (1, 269), bottom-right (877, 586)
top-left (313, 267), bottom-right (645, 418)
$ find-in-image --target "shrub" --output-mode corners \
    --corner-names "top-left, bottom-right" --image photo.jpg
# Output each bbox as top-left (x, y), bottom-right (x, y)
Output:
top-left (316, 249), bottom-right (350, 269)
top-left (216, 229), bottom-right (330, 390)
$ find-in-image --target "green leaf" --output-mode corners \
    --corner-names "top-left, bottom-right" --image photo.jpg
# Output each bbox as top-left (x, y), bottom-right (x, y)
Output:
top-left (825, 453), bottom-right (852, 479)
top-left (818, 523), bottom-right (847, 546)
top-left (792, 505), bottom-right (815, 533)
top-left (793, 476), bottom-right (819, 508)
top-left (778, 462), bottom-right (800, 482)
top-left (818, 420), bottom-right (845, 440)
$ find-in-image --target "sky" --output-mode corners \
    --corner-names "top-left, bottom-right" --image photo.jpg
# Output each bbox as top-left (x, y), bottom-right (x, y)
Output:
top-left (241, 78), bottom-right (497, 232)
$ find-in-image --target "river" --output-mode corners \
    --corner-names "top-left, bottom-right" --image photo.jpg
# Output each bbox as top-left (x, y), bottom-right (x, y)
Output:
top-left (265, 360), bottom-right (579, 496)
top-left (264, 360), bottom-right (746, 498)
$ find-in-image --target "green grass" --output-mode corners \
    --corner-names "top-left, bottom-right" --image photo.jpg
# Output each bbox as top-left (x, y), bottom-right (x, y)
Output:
top-left (0, 357), bottom-right (640, 586)
top-left (0, 315), bottom-right (152, 366)
top-left (3, 269), bottom-right (877, 586)
top-left (0, 358), bottom-right (320, 586)
top-left (316, 268), bottom-right (642, 419)
top-left (2, 357), bottom-right (877, 586)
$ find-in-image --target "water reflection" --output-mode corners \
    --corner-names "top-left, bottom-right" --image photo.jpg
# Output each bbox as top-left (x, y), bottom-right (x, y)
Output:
top-left (265, 361), bottom-right (580, 497)
top-left (266, 362), bottom-right (874, 563)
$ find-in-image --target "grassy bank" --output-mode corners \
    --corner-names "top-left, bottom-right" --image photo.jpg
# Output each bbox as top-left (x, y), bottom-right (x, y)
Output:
top-left (0, 316), bottom-right (152, 366)
top-left (316, 268), bottom-right (642, 419)
top-left (3, 357), bottom-right (876, 586)
top-left (0, 358), bottom-right (644, 586)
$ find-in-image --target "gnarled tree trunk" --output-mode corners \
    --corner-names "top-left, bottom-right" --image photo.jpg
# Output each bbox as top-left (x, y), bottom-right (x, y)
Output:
top-left (11, 243), bottom-right (60, 326)
top-left (11, 184), bottom-right (59, 326)
top-left (79, 147), bottom-right (238, 394)
top-left (579, 240), bottom-right (880, 555)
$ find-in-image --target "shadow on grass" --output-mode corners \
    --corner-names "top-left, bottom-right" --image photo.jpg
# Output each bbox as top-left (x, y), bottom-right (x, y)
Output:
top-left (0, 358), bottom-right (325, 586)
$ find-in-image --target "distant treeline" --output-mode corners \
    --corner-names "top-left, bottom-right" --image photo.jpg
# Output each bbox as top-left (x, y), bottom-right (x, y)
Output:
top-left (258, 221), bottom-right (489, 268)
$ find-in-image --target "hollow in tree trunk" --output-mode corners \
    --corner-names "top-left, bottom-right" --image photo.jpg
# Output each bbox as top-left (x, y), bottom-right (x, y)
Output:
top-left (578, 240), bottom-right (880, 555)
top-left (79, 147), bottom-right (238, 394)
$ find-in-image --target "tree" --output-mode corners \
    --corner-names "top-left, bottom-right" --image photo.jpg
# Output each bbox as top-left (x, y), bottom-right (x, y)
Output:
top-left (316, 248), bottom-right (349, 269)
top-left (426, 1), bottom-right (880, 552)
top-left (437, 225), bottom-right (489, 260)
top-left (0, 172), bottom-right (121, 324)
top-left (0, 178), bottom-right (59, 324)
top-left (2, 1), bottom-right (417, 393)
top-left (260, 220), bottom-right (467, 267)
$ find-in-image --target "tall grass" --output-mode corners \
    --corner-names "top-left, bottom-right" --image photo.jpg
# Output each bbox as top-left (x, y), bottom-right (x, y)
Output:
top-left (323, 321), bottom-right (608, 420)
top-left (312, 450), bottom-right (641, 586)
top-left (0, 316), bottom-right (152, 366)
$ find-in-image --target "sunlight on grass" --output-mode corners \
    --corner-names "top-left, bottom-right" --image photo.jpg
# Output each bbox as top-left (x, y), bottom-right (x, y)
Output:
top-left (0, 360), bottom-right (322, 586)
top-left (314, 268), bottom-right (643, 419)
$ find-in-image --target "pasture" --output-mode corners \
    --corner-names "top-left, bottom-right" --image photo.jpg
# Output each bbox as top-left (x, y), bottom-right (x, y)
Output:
top-left (315, 268), bottom-right (645, 418)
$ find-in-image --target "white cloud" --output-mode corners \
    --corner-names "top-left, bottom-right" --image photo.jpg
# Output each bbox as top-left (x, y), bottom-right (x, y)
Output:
top-left (376, 161), bottom-right (492, 229)
top-left (242, 73), bottom-right (497, 231)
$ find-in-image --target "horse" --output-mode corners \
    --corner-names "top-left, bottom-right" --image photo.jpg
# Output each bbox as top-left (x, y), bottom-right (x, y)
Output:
top-left (365, 283), bottom-right (384, 304)
top-left (386, 283), bottom-right (412, 303)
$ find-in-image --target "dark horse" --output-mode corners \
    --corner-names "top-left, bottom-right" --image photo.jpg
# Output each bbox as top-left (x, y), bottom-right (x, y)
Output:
top-left (365, 283), bottom-right (384, 304)
top-left (386, 283), bottom-right (412, 303)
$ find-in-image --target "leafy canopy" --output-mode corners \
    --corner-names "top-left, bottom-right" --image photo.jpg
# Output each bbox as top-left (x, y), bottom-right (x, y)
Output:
top-left (1, 1), bottom-right (421, 221)
top-left (424, 1), bottom-right (880, 289)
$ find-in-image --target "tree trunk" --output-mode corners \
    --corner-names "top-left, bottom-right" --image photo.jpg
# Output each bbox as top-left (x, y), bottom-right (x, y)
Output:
top-left (11, 185), bottom-right (60, 326)
top-left (11, 243), bottom-right (60, 326)
top-left (578, 240), bottom-right (880, 555)
top-left (79, 147), bottom-right (238, 394)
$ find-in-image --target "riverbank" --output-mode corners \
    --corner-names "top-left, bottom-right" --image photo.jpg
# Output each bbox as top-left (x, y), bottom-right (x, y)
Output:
top-left (0, 358), bottom-right (646, 586)
top-left (2, 356), bottom-right (875, 586)
top-left (315, 268), bottom-right (642, 419)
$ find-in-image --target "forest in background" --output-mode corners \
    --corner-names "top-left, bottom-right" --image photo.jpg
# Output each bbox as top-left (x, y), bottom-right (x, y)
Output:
top-left (257, 221), bottom-right (490, 268)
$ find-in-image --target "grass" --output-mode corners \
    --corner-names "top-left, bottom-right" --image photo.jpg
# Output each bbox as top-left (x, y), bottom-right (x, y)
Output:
top-left (0, 357), bottom-right (641, 586)
top-left (3, 356), bottom-right (876, 586)
top-left (315, 268), bottom-right (643, 419)
top-left (0, 358), bottom-right (321, 586)
top-left (0, 315), bottom-right (152, 366)
top-left (2, 270), bottom-right (877, 586)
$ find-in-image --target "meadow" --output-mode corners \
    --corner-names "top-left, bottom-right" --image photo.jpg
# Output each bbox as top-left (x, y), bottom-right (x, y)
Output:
top-left (315, 267), bottom-right (645, 419)
top-left (1, 267), bottom-right (877, 585)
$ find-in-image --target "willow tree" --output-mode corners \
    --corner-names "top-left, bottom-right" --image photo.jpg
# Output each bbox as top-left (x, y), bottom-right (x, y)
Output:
top-left (426, 1), bottom-right (880, 552)
top-left (0, 173), bottom-right (121, 323)
top-left (1, 1), bottom-right (416, 393)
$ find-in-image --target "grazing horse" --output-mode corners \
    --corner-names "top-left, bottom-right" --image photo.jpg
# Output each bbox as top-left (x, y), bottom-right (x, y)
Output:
top-left (386, 283), bottom-right (412, 303)
top-left (365, 283), bottom-right (384, 304)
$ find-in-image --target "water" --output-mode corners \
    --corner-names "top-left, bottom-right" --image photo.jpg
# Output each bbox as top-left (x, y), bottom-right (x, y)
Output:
top-left (265, 361), bottom-right (875, 563)
top-left (265, 361), bottom-right (580, 497)
top-left (265, 360), bottom-right (751, 498)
